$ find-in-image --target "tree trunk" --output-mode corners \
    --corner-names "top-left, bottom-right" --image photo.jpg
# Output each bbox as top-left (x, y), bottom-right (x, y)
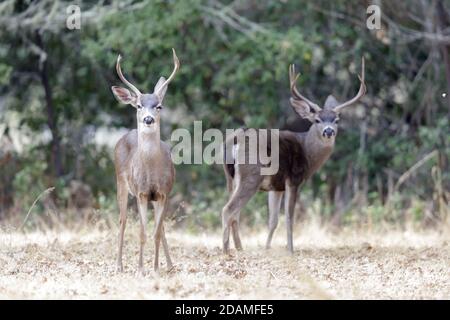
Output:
top-left (35, 32), bottom-right (63, 177)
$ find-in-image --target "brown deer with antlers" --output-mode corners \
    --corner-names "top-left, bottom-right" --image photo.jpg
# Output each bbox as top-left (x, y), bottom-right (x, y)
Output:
top-left (222, 58), bottom-right (366, 254)
top-left (111, 49), bottom-right (180, 274)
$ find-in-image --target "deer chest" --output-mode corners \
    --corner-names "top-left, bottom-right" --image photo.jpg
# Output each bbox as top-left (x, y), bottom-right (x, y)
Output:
top-left (126, 156), bottom-right (174, 200)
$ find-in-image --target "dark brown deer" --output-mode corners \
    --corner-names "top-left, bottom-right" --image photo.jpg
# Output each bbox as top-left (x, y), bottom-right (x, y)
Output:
top-left (222, 58), bottom-right (366, 254)
top-left (111, 49), bottom-right (180, 274)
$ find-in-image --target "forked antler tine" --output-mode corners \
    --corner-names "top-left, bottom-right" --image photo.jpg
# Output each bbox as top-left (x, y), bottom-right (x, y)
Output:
top-left (155, 48), bottom-right (180, 98)
top-left (116, 55), bottom-right (142, 97)
top-left (289, 64), bottom-right (321, 112)
top-left (334, 57), bottom-right (366, 112)
top-left (289, 64), bottom-right (299, 91)
top-left (289, 64), bottom-right (295, 84)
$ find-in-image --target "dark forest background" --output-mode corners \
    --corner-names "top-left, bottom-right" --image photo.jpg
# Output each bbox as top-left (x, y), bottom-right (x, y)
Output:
top-left (0, 0), bottom-right (448, 231)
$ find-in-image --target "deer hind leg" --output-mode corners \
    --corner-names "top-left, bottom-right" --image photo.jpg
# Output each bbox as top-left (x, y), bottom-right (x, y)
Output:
top-left (266, 191), bottom-right (284, 249)
top-left (222, 177), bottom-right (261, 254)
top-left (137, 194), bottom-right (148, 275)
top-left (285, 184), bottom-right (298, 254)
top-left (116, 178), bottom-right (128, 272)
top-left (229, 174), bottom-right (243, 251)
top-left (225, 165), bottom-right (234, 196)
top-left (231, 211), bottom-right (242, 251)
top-left (153, 196), bottom-right (171, 272)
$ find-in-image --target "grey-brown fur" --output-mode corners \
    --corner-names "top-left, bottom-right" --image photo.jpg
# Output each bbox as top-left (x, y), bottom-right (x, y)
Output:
top-left (224, 130), bottom-right (310, 192)
top-left (115, 130), bottom-right (174, 202)
top-left (111, 49), bottom-right (180, 274)
top-left (221, 58), bottom-right (366, 254)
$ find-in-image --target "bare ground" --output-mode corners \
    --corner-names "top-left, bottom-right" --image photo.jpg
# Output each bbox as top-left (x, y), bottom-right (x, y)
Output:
top-left (0, 220), bottom-right (449, 299)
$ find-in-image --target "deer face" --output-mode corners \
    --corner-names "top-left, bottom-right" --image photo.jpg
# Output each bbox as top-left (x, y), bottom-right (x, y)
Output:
top-left (290, 94), bottom-right (341, 145)
top-left (312, 109), bottom-right (339, 143)
top-left (135, 94), bottom-right (162, 132)
top-left (288, 58), bottom-right (366, 144)
top-left (111, 49), bottom-right (180, 134)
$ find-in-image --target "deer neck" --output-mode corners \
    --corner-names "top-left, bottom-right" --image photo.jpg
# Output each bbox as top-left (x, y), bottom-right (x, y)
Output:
top-left (298, 129), bottom-right (335, 176)
top-left (137, 123), bottom-right (162, 160)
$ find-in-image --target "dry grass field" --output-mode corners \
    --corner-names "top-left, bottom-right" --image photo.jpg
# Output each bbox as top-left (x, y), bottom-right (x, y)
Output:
top-left (0, 219), bottom-right (449, 299)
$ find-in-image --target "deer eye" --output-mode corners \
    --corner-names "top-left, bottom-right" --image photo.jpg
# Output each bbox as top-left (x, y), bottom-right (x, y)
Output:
top-left (335, 119), bottom-right (339, 124)
top-left (315, 119), bottom-right (321, 124)
top-left (137, 104), bottom-right (143, 109)
top-left (156, 105), bottom-right (162, 110)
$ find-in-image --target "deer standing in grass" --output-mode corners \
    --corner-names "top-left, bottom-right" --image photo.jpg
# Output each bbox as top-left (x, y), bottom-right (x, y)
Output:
top-left (111, 49), bottom-right (180, 274)
top-left (222, 58), bottom-right (366, 254)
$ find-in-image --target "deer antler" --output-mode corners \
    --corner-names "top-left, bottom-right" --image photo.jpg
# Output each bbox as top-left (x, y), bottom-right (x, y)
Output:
top-left (116, 55), bottom-right (142, 97)
top-left (333, 57), bottom-right (366, 112)
top-left (155, 48), bottom-right (180, 99)
top-left (289, 64), bottom-right (322, 112)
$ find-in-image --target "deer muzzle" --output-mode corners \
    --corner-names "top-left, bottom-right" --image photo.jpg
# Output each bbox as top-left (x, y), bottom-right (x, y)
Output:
top-left (323, 127), bottom-right (335, 138)
top-left (143, 116), bottom-right (155, 126)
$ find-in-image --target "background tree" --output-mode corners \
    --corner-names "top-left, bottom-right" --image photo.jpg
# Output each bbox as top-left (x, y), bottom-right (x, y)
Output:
top-left (0, 0), bottom-right (448, 229)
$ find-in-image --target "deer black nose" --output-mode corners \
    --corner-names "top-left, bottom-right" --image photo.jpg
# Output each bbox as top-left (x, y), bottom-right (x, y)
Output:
top-left (323, 127), bottom-right (335, 138)
top-left (143, 116), bottom-right (154, 125)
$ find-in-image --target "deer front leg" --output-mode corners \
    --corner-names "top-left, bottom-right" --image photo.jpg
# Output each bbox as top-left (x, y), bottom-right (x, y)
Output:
top-left (153, 196), bottom-right (171, 272)
top-left (266, 191), bottom-right (284, 249)
top-left (116, 179), bottom-right (128, 272)
top-left (231, 212), bottom-right (242, 251)
top-left (285, 184), bottom-right (298, 254)
top-left (153, 198), bottom-right (173, 271)
top-left (221, 207), bottom-right (232, 254)
top-left (137, 193), bottom-right (148, 275)
top-left (160, 225), bottom-right (173, 270)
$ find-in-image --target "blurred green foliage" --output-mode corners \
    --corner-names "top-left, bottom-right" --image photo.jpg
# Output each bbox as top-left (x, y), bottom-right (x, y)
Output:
top-left (0, 0), bottom-right (448, 227)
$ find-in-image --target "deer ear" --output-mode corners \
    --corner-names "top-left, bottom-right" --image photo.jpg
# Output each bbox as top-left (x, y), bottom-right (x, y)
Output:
top-left (154, 77), bottom-right (168, 101)
top-left (324, 95), bottom-right (340, 110)
top-left (111, 86), bottom-right (137, 106)
top-left (290, 98), bottom-right (315, 122)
